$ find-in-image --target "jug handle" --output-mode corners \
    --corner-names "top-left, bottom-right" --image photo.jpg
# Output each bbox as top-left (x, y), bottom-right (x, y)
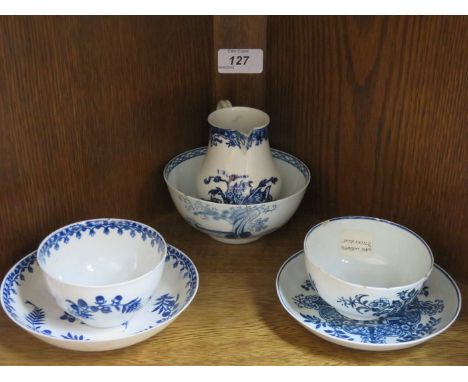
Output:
top-left (216, 99), bottom-right (232, 110)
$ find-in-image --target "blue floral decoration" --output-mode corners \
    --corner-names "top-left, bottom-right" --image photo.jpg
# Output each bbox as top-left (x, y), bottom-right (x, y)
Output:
top-left (203, 169), bottom-right (278, 205)
top-left (65, 295), bottom-right (143, 320)
top-left (153, 293), bottom-right (180, 324)
top-left (21, 300), bottom-right (89, 340)
top-left (304, 275), bottom-right (317, 291)
top-left (38, 219), bottom-right (165, 265)
top-left (180, 196), bottom-right (277, 240)
top-left (24, 301), bottom-right (52, 336)
top-left (130, 247), bottom-right (198, 335)
top-left (2, 247), bottom-right (198, 343)
top-left (61, 332), bottom-right (88, 341)
top-left (336, 289), bottom-right (420, 318)
top-left (293, 281), bottom-right (444, 344)
top-left (208, 126), bottom-right (268, 150)
top-left (2, 255), bottom-right (36, 321)
top-left (60, 311), bottom-right (78, 323)
top-left (165, 245), bottom-right (198, 294)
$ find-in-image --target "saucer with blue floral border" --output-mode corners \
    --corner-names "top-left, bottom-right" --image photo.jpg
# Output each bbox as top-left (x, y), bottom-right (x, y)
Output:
top-left (276, 250), bottom-right (461, 351)
top-left (1, 244), bottom-right (198, 351)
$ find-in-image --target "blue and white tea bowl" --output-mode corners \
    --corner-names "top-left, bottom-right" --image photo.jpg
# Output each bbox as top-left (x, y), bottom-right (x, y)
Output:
top-left (1, 245), bottom-right (198, 351)
top-left (37, 219), bottom-right (167, 328)
top-left (277, 250), bottom-right (460, 351)
top-left (164, 147), bottom-right (310, 244)
top-left (304, 217), bottom-right (434, 321)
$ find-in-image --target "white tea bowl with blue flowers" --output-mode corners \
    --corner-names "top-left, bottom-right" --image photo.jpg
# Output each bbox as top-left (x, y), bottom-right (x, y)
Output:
top-left (37, 218), bottom-right (166, 328)
top-left (164, 147), bottom-right (310, 244)
top-left (304, 216), bottom-right (434, 321)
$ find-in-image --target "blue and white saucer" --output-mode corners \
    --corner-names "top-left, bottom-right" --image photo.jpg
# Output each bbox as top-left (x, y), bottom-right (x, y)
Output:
top-left (276, 250), bottom-right (461, 351)
top-left (1, 245), bottom-right (198, 351)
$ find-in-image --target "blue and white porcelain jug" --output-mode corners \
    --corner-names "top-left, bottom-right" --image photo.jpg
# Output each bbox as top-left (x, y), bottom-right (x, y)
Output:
top-left (197, 100), bottom-right (281, 205)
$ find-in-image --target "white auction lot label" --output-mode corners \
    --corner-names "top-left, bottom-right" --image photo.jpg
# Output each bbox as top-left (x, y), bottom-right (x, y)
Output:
top-left (218, 49), bottom-right (263, 74)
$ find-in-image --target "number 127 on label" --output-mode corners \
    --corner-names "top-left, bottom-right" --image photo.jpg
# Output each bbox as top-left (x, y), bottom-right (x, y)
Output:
top-left (218, 49), bottom-right (263, 74)
top-left (229, 56), bottom-right (249, 65)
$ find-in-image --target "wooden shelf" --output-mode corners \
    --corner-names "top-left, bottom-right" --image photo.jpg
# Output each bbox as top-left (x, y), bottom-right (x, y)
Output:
top-left (1, 211), bottom-right (466, 365)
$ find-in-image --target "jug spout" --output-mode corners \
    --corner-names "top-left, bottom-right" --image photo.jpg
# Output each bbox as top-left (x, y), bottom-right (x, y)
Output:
top-left (245, 127), bottom-right (268, 150)
top-left (199, 101), bottom-right (282, 205)
top-left (208, 126), bottom-right (268, 151)
top-left (208, 103), bottom-right (270, 147)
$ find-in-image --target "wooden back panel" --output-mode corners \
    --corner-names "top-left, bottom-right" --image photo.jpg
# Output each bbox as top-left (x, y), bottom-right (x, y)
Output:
top-left (0, 16), bottom-right (212, 272)
top-left (267, 16), bottom-right (468, 281)
top-left (0, 16), bottom-right (467, 283)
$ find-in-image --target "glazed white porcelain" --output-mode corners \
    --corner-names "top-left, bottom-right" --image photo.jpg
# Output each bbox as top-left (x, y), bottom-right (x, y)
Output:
top-left (37, 219), bottom-right (166, 328)
top-left (196, 101), bottom-right (281, 204)
top-left (277, 250), bottom-right (461, 351)
top-left (1, 245), bottom-right (198, 351)
top-left (304, 217), bottom-right (434, 321)
top-left (164, 147), bottom-right (310, 244)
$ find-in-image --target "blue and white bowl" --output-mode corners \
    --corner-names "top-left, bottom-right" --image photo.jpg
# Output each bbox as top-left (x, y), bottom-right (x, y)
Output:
top-left (277, 250), bottom-right (460, 351)
top-left (304, 217), bottom-right (434, 321)
top-left (1, 245), bottom-right (198, 351)
top-left (37, 219), bottom-right (167, 328)
top-left (164, 147), bottom-right (310, 244)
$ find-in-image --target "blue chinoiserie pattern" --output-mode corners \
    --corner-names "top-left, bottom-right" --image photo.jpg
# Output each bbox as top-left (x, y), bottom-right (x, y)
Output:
top-left (208, 126), bottom-right (268, 150)
top-left (164, 147), bottom-right (309, 240)
top-left (179, 195), bottom-right (277, 239)
top-left (38, 219), bottom-right (165, 265)
top-left (336, 289), bottom-right (420, 318)
top-left (293, 280), bottom-right (444, 344)
top-left (203, 170), bottom-right (278, 205)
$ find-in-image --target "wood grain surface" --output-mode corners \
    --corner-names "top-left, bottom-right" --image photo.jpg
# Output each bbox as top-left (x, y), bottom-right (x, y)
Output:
top-left (267, 16), bottom-right (468, 283)
top-left (0, 16), bottom-right (212, 275)
top-left (212, 16), bottom-right (267, 109)
top-left (0, 211), bottom-right (466, 365)
top-left (0, 16), bottom-right (467, 365)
